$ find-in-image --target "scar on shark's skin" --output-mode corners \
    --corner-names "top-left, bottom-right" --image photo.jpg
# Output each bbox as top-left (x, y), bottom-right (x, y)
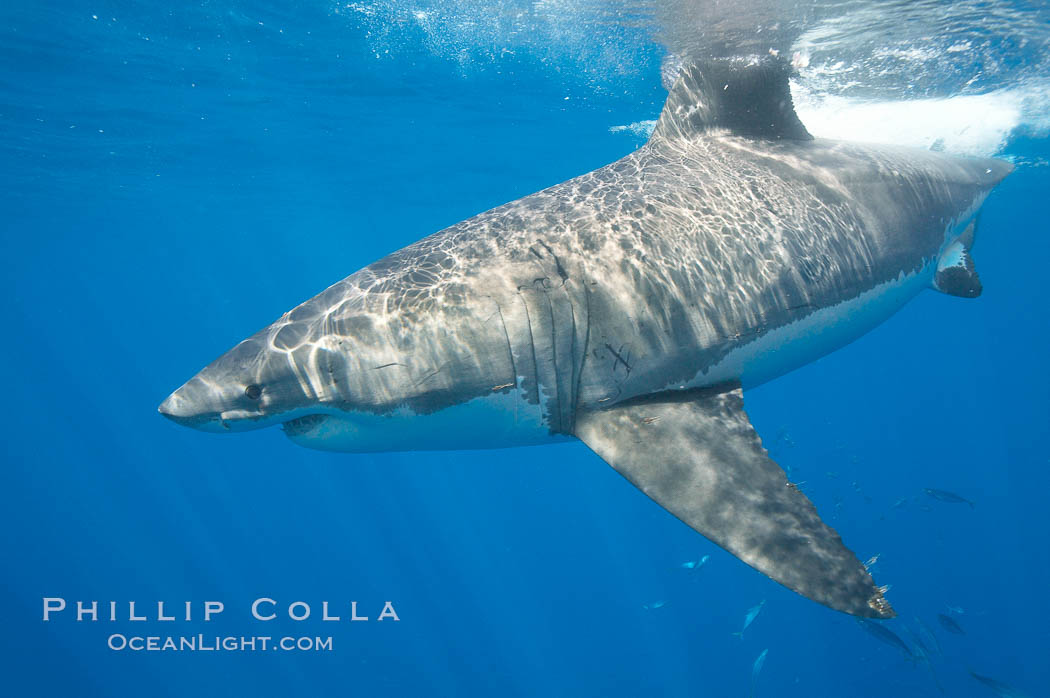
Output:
top-left (160, 57), bottom-right (1012, 620)
top-left (535, 240), bottom-right (569, 283)
top-left (412, 362), bottom-right (450, 388)
top-left (605, 343), bottom-right (632, 375)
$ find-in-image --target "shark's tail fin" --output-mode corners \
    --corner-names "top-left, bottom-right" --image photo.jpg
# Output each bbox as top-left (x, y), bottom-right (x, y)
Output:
top-left (651, 57), bottom-right (812, 143)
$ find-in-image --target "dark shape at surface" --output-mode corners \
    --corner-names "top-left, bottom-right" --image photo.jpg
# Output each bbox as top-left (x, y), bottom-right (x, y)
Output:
top-left (652, 58), bottom-right (813, 142)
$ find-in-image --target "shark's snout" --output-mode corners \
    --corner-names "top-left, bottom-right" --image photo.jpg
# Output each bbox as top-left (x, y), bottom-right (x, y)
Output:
top-left (158, 377), bottom-right (230, 432)
top-left (159, 333), bottom-right (318, 433)
top-left (157, 390), bottom-right (190, 422)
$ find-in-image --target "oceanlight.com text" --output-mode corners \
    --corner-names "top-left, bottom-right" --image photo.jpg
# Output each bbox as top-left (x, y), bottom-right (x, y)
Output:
top-left (107, 634), bottom-right (333, 652)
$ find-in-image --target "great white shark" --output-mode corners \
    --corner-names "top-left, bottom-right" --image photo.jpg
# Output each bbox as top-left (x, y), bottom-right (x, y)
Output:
top-left (160, 59), bottom-right (1012, 618)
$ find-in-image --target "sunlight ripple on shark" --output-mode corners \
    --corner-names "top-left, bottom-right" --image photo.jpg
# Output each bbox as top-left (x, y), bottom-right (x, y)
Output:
top-left (160, 58), bottom-right (1012, 618)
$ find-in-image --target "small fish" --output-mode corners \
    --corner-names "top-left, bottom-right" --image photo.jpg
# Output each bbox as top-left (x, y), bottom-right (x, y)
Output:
top-left (914, 616), bottom-right (942, 655)
top-left (924, 488), bottom-right (975, 508)
top-left (864, 553), bottom-right (880, 569)
top-left (732, 600), bottom-right (766, 638)
top-left (946, 605), bottom-right (965, 615)
top-left (902, 627), bottom-right (944, 694)
top-left (642, 600), bottom-right (666, 611)
top-left (937, 613), bottom-right (965, 634)
top-left (970, 671), bottom-right (1032, 698)
top-left (891, 497), bottom-right (908, 509)
top-left (750, 648), bottom-right (769, 698)
top-left (681, 554), bottom-right (710, 570)
top-left (903, 625), bottom-right (931, 657)
top-left (855, 618), bottom-right (913, 658)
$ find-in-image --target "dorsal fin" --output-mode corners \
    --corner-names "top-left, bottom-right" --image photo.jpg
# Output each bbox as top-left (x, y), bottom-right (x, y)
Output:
top-left (651, 58), bottom-right (813, 143)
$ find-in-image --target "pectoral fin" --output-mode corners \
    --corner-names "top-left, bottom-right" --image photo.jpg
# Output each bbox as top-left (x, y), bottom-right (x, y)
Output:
top-left (574, 386), bottom-right (893, 618)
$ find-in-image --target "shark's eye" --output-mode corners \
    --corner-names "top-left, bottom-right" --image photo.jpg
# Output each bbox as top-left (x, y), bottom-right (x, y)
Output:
top-left (244, 384), bottom-right (262, 400)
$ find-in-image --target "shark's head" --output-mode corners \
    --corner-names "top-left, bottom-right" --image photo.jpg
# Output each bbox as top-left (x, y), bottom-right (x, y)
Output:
top-left (158, 330), bottom-right (317, 433)
top-left (158, 283), bottom-right (550, 451)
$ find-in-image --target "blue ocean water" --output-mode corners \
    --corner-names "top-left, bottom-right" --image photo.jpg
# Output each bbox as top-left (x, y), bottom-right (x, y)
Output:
top-left (2, 1), bottom-right (1048, 696)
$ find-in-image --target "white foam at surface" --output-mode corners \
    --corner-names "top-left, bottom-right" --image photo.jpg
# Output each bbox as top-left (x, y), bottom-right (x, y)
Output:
top-left (334, 0), bottom-right (1050, 160)
top-left (783, 0), bottom-right (1050, 158)
top-left (792, 79), bottom-right (1050, 157)
top-left (792, 86), bottom-right (1022, 157)
top-left (609, 82), bottom-right (1050, 159)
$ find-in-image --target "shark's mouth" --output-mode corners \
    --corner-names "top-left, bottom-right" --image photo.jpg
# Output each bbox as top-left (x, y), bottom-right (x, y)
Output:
top-left (282, 414), bottom-right (328, 437)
